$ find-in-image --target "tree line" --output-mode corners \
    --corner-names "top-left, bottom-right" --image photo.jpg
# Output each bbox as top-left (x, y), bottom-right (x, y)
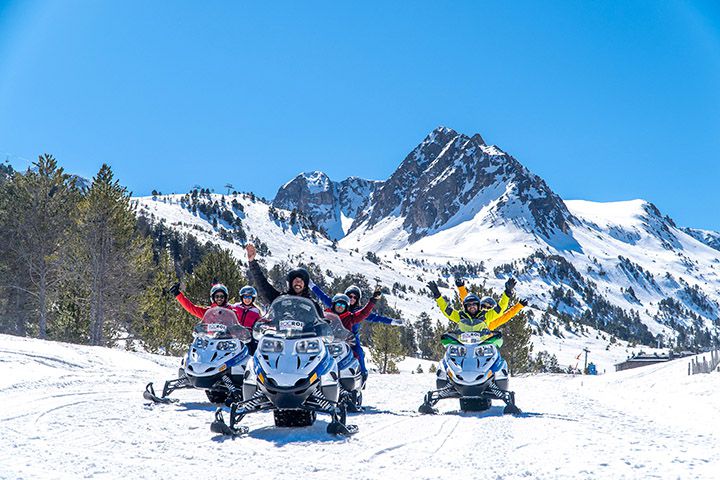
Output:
top-left (0, 155), bottom-right (245, 353)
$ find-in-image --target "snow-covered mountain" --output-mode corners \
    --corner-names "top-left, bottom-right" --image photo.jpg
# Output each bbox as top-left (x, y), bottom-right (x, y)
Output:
top-left (684, 227), bottom-right (720, 252)
top-left (134, 126), bottom-right (720, 354)
top-left (273, 171), bottom-right (381, 240)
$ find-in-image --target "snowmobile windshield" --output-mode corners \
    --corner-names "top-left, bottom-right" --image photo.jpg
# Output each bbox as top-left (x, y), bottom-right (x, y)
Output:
top-left (193, 307), bottom-right (251, 343)
top-left (323, 312), bottom-right (355, 344)
top-left (266, 296), bottom-right (331, 339)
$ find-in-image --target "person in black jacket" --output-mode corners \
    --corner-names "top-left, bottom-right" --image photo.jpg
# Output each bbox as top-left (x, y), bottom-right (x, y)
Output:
top-left (245, 243), bottom-right (324, 317)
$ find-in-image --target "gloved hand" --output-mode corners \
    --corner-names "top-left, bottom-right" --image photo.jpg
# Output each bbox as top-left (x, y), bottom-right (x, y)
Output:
top-left (169, 282), bottom-right (181, 297)
top-left (426, 281), bottom-right (441, 299)
top-left (372, 288), bottom-right (383, 301)
top-left (390, 317), bottom-right (404, 326)
top-left (504, 278), bottom-right (517, 296)
top-left (308, 279), bottom-right (316, 290)
top-left (519, 298), bottom-right (529, 307)
top-left (454, 277), bottom-right (465, 287)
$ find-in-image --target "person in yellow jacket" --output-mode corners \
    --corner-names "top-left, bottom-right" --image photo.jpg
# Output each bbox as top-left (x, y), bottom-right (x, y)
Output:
top-left (426, 278), bottom-right (526, 332)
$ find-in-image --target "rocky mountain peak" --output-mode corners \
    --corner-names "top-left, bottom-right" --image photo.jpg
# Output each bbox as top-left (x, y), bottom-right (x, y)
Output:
top-left (352, 128), bottom-right (577, 243)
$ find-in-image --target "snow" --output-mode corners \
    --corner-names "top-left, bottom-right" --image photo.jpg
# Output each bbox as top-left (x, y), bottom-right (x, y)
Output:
top-left (1, 334), bottom-right (719, 479)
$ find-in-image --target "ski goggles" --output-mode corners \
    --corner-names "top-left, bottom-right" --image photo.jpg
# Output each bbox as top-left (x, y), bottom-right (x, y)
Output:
top-left (334, 301), bottom-right (348, 309)
top-left (241, 294), bottom-right (254, 299)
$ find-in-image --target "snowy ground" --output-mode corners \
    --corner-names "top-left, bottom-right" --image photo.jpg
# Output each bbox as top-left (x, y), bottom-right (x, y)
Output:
top-left (1, 334), bottom-right (718, 480)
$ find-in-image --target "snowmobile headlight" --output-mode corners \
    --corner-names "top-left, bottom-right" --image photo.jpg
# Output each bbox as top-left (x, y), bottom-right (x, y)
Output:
top-left (216, 340), bottom-right (237, 351)
top-left (327, 343), bottom-right (344, 357)
top-left (260, 338), bottom-right (284, 353)
top-left (448, 345), bottom-right (466, 357)
top-left (296, 339), bottom-right (321, 354)
top-left (194, 337), bottom-right (209, 349)
top-left (475, 345), bottom-right (495, 357)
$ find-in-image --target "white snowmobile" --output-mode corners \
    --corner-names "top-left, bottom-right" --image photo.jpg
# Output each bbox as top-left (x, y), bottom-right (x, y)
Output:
top-left (210, 296), bottom-right (358, 436)
top-left (418, 329), bottom-right (521, 415)
top-left (144, 307), bottom-right (251, 404)
top-left (324, 312), bottom-right (365, 412)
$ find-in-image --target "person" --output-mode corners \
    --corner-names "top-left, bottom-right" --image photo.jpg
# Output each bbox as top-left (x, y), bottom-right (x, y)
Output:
top-left (170, 282), bottom-right (243, 322)
top-left (232, 285), bottom-right (262, 329)
top-left (326, 292), bottom-right (379, 333)
top-left (310, 281), bottom-right (403, 380)
top-left (245, 243), bottom-right (324, 317)
top-left (427, 278), bottom-right (526, 332)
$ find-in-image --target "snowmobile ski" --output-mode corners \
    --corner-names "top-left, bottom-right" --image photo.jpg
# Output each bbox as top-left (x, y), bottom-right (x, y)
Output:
top-left (143, 382), bottom-right (178, 404)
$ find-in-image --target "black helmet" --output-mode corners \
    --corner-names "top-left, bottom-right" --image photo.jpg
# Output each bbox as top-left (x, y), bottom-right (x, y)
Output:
top-left (287, 267), bottom-right (310, 288)
top-left (344, 285), bottom-right (362, 302)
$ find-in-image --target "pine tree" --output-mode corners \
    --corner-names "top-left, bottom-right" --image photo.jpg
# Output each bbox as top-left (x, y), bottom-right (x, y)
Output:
top-left (75, 164), bottom-right (152, 346)
top-left (431, 319), bottom-right (453, 360)
top-left (369, 323), bottom-right (404, 374)
top-left (501, 310), bottom-right (533, 374)
top-left (0, 155), bottom-right (80, 338)
top-left (416, 312), bottom-right (435, 359)
top-left (184, 248), bottom-right (247, 307)
top-left (136, 250), bottom-right (188, 354)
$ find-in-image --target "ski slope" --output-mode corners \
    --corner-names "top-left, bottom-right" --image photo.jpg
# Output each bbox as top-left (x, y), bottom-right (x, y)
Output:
top-left (1, 335), bottom-right (718, 479)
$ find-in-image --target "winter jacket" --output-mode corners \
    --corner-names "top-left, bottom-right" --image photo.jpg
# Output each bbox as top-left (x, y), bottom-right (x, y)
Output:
top-left (175, 292), bottom-right (243, 323)
top-left (230, 303), bottom-right (262, 329)
top-left (324, 299), bottom-right (376, 331)
top-left (435, 292), bottom-right (521, 332)
top-left (248, 260), bottom-right (324, 317)
top-left (310, 283), bottom-right (398, 327)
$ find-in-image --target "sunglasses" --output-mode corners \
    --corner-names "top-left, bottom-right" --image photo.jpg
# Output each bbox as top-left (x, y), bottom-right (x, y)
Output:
top-left (213, 293), bottom-right (227, 299)
top-left (347, 294), bottom-right (358, 299)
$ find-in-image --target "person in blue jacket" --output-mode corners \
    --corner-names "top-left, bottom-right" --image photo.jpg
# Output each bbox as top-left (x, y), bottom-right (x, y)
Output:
top-left (309, 281), bottom-right (403, 381)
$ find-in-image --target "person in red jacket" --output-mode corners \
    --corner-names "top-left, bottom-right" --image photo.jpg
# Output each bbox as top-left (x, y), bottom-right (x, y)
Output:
top-left (325, 290), bottom-right (380, 333)
top-left (170, 282), bottom-right (241, 322)
top-left (232, 285), bottom-right (262, 329)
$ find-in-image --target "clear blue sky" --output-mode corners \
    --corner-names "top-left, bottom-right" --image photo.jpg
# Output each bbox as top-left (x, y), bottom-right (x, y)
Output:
top-left (1, 1), bottom-right (719, 230)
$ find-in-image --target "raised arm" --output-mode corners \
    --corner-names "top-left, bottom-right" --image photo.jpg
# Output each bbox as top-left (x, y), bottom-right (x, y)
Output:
top-left (309, 280), bottom-right (333, 308)
top-left (486, 300), bottom-right (526, 330)
top-left (174, 290), bottom-right (208, 320)
top-left (428, 281), bottom-right (461, 324)
top-left (246, 244), bottom-right (281, 304)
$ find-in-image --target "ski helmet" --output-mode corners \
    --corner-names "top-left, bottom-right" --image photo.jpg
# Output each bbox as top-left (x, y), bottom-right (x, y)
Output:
top-left (344, 285), bottom-right (362, 302)
top-left (332, 293), bottom-right (351, 309)
top-left (239, 285), bottom-right (257, 299)
top-left (210, 283), bottom-right (229, 303)
top-left (463, 293), bottom-right (481, 310)
top-left (287, 267), bottom-right (310, 289)
top-left (479, 296), bottom-right (497, 311)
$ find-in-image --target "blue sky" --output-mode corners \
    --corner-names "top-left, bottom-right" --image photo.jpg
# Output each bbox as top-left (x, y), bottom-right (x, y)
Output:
top-left (1, 1), bottom-right (719, 230)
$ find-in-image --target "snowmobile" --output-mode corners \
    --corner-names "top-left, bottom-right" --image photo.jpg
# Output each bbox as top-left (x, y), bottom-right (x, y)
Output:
top-left (210, 296), bottom-right (358, 436)
top-left (324, 312), bottom-right (365, 412)
top-left (143, 307), bottom-right (251, 405)
top-left (418, 329), bottom-right (521, 415)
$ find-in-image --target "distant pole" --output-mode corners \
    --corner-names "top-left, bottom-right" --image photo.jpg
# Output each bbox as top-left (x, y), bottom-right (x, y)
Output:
top-left (583, 347), bottom-right (590, 372)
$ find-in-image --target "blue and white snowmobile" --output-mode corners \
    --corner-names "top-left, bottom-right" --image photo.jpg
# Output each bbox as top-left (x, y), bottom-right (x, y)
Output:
top-left (324, 312), bottom-right (366, 412)
top-left (210, 296), bottom-right (358, 436)
top-left (144, 307), bottom-right (251, 404)
top-left (418, 329), bottom-right (521, 415)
